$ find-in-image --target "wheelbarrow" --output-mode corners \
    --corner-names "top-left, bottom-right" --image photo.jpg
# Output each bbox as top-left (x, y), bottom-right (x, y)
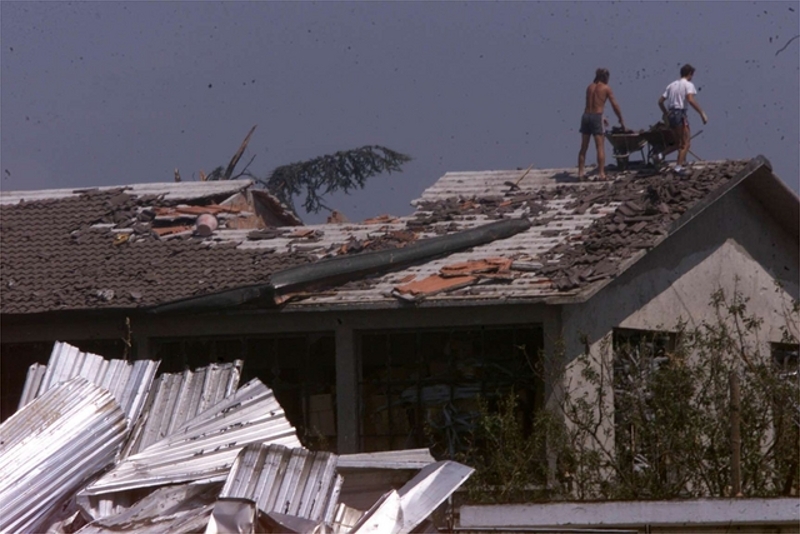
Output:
top-left (641, 124), bottom-right (704, 164)
top-left (605, 130), bottom-right (647, 170)
top-left (640, 124), bottom-right (678, 164)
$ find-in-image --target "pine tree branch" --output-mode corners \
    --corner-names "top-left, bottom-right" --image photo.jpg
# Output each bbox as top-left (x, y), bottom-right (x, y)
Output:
top-left (261, 145), bottom-right (411, 214)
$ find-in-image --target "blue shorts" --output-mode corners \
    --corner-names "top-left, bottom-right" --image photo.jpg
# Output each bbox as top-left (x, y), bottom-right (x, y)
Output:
top-left (667, 108), bottom-right (688, 129)
top-left (580, 113), bottom-right (604, 136)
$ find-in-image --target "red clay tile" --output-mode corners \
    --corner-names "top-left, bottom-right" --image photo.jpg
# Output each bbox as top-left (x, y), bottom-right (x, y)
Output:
top-left (394, 274), bottom-right (477, 296)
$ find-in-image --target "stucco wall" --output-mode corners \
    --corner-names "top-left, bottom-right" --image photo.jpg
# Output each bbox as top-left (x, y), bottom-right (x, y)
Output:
top-left (558, 182), bottom-right (799, 470)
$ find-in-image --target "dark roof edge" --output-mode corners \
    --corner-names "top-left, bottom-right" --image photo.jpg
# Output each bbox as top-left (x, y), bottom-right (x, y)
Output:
top-left (546, 156), bottom-right (776, 306)
top-left (742, 157), bottom-right (799, 239)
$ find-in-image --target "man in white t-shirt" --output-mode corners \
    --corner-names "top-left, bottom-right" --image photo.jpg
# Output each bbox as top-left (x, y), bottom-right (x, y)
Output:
top-left (657, 64), bottom-right (708, 175)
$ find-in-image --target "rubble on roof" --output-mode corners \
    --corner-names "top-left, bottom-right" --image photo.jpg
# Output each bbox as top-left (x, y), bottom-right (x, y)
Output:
top-left (391, 257), bottom-right (515, 302)
top-left (1, 160), bottom-right (759, 314)
top-left (536, 161), bottom-right (747, 290)
top-left (259, 160), bottom-right (752, 306)
top-left (0, 341), bottom-right (471, 533)
top-left (0, 182), bottom-right (311, 313)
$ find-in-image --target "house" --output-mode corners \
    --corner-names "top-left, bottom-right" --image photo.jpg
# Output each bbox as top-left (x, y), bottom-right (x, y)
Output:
top-left (1, 155), bottom-right (797, 466)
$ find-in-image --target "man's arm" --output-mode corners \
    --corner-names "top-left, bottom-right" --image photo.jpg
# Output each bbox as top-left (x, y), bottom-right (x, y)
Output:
top-left (686, 93), bottom-right (708, 124)
top-left (607, 89), bottom-right (626, 128)
top-left (658, 95), bottom-right (668, 115)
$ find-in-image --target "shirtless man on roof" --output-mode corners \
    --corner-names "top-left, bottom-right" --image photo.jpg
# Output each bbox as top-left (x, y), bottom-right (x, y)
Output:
top-left (578, 68), bottom-right (626, 181)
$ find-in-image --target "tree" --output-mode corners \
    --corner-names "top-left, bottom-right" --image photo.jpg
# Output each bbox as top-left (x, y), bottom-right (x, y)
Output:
top-left (458, 287), bottom-right (799, 503)
top-left (201, 125), bottom-right (411, 217)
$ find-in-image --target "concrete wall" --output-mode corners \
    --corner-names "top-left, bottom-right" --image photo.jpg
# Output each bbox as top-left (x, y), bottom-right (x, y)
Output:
top-left (558, 181), bottom-right (799, 484)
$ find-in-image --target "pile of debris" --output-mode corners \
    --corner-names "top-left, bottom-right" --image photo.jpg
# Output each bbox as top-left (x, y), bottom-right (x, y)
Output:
top-left (0, 342), bottom-right (473, 534)
top-left (538, 160), bottom-right (747, 290)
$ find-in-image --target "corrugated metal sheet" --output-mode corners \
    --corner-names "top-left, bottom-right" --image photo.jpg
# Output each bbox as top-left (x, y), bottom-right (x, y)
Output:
top-left (80, 361), bottom-right (243, 521)
top-left (332, 503), bottom-right (366, 534)
top-left (18, 341), bottom-right (160, 425)
top-left (82, 378), bottom-right (301, 496)
top-left (349, 460), bottom-right (474, 534)
top-left (350, 489), bottom-right (402, 534)
top-left (121, 360), bottom-right (242, 458)
top-left (395, 460), bottom-right (474, 533)
top-left (338, 448), bottom-right (436, 470)
top-left (17, 362), bottom-right (47, 409)
top-left (76, 483), bottom-right (221, 534)
top-left (206, 499), bottom-right (259, 534)
top-left (220, 443), bottom-right (340, 523)
top-left (0, 377), bottom-right (128, 533)
top-left (0, 179), bottom-right (253, 205)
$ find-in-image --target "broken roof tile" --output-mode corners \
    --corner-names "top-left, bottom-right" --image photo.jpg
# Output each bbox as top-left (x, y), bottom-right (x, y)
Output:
top-left (393, 275), bottom-right (478, 301)
top-left (439, 258), bottom-right (513, 278)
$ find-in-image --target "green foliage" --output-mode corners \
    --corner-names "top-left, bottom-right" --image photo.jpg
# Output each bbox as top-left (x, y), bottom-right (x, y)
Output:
top-left (205, 130), bottom-right (411, 217)
top-left (456, 392), bottom-right (552, 503)
top-left (459, 288), bottom-right (799, 503)
top-left (260, 145), bottom-right (411, 215)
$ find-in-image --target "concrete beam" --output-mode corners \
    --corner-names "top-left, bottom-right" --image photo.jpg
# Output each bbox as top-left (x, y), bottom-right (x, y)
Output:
top-left (459, 498), bottom-right (800, 529)
top-left (1, 303), bottom-right (554, 344)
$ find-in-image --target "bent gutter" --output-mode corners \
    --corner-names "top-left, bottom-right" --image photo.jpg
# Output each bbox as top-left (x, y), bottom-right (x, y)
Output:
top-left (546, 155), bottom-right (774, 306)
top-left (150, 217), bottom-right (531, 314)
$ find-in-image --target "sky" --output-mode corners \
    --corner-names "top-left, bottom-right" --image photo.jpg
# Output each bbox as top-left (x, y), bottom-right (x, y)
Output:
top-left (1, 1), bottom-right (798, 223)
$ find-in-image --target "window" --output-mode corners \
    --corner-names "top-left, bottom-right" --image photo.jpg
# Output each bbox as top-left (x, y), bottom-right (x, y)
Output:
top-left (613, 328), bottom-right (678, 475)
top-left (772, 342), bottom-right (799, 380)
top-left (151, 333), bottom-right (336, 451)
top-left (359, 325), bottom-right (544, 456)
top-left (770, 341), bottom-right (799, 488)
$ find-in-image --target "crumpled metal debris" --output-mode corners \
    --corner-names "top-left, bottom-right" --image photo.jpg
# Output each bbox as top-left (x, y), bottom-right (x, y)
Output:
top-left (0, 341), bottom-right (474, 534)
top-left (0, 377), bottom-right (128, 534)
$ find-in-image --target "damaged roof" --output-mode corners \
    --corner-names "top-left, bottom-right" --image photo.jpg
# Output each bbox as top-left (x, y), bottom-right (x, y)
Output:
top-left (0, 180), bottom-right (309, 314)
top-left (1, 157), bottom-right (788, 314)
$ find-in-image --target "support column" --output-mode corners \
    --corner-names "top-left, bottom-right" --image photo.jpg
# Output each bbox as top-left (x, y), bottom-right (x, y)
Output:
top-left (130, 316), bottom-right (151, 361)
top-left (542, 307), bottom-right (564, 489)
top-left (335, 324), bottom-right (359, 453)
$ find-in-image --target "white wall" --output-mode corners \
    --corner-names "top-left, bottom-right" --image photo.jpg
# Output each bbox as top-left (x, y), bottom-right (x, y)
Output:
top-left (556, 183), bottom-right (799, 484)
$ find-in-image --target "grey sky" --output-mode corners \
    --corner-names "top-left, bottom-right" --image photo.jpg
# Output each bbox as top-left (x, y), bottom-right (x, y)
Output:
top-left (2, 1), bottom-right (798, 223)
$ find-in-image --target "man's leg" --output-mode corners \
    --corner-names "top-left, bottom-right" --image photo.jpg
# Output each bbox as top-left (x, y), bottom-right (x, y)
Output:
top-left (676, 122), bottom-right (690, 166)
top-left (578, 134), bottom-right (590, 178)
top-left (594, 134), bottom-right (606, 178)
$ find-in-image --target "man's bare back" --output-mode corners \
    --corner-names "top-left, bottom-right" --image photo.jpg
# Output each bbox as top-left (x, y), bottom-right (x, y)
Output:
top-left (577, 68), bottom-right (625, 181)
top-left (584, 82), bottom-right (612, 114)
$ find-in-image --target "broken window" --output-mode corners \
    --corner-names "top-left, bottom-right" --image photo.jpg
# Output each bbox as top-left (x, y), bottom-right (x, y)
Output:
top-left (151, 333), bottom-right (336, 451)
top-left (359, 325), bottom-right (544, 457)
top-left (770, 342), bottom-right (799, 495)
top-left (772, 342), bottom-right (799, 380)
top-left (612, 328), bottom-right (678, 478)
